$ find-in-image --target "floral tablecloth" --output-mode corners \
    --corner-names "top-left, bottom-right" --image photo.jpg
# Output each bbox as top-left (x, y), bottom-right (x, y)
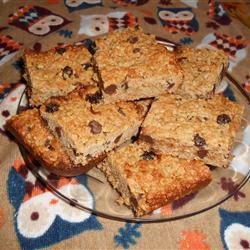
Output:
top-left (0, 1), bottom-right (250, 249)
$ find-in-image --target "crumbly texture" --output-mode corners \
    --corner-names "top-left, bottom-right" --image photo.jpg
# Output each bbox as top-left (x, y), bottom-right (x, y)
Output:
top-left (24, 45), bottom-right (95, 106)
top-left (176, 46), bottom-right (229, 99)
top-left (141, 94), bottom-right (244, 168)
top-left (5, 109), bottom-right (102, 176)
top-left (94, 27), bottom-right (183, 103)
top-left (40, 87), bottom-right (149, 165)
top-left (98, 142), bottom-right (212, 216)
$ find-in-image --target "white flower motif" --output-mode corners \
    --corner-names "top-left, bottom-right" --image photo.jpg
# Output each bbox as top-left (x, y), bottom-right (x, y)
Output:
top-left (17, 192), bottom-right (56, 238)
top-left (16, 183), bottom-right (93, 238)
top-left (224, 223), bottom-right (250, 250)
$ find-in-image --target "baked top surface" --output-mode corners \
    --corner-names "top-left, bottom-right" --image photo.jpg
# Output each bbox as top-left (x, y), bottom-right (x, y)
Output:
top-left (141, 94), bottom-right (244, 150)
top-left (95, 27), bottom-right (159, 68)
top-left (106, 142), bottom-right (212, 199)
top-left (40, 91), bottom-right (147, 154)
top-left (176, 46), bottom-right (229, 97)
top-left (24, 45), bottom-right (94, 91)
top-left (94, 27), bottom-right (183, 88)
top-left (177, 46), bottom-right (228, 72)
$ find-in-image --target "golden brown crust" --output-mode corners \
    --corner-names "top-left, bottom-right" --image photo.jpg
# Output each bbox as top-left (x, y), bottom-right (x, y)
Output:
top-left (99, 142), bottom-right (212, 216)
top-left (5, 109), bottom-right (105, 176)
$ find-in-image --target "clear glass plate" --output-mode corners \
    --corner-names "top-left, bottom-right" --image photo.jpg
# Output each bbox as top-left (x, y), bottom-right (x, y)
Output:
top-left (17, 71), bottom-right (250, 223)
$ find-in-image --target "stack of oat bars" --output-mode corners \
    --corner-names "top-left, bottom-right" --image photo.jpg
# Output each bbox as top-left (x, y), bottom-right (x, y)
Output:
top-left (6, 27), bottom-right (244, 217)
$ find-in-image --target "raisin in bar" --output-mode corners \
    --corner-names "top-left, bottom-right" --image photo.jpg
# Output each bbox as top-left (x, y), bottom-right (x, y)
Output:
top-left (94, 27), bottom-right (183, 103)
top-left (140, 94), bottom-right (244, 168)
top-left (176, 46), bottom-right (229, 99)
top-left (98, 142), bottom-right (212, 216)
top-left (24, 45), bottom-right (95, 106)
top-left (40, 87), bottom-right (150, 166)
top-left (5, 109), bottom-right (100, 176)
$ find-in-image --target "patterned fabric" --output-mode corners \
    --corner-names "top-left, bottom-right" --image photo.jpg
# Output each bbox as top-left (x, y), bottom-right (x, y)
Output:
top-left (0, 1), bottom-right (250, 249)
top-left (8, 5), bottom-right (71, 36)
top-left (220, 209), bottom-right (250, 250)
top-left (7, 159), bottom-right (102, 250)
top-left (0, 35), bottom-right (22, 66)
top-left (208, 33), bottom-right (247, 58)
top-left (157, 7), bottom-right (199, 35)
top-left (64, 0), bottom-right (103, 12)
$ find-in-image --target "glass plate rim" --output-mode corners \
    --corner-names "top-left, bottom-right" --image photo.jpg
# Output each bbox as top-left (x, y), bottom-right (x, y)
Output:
top-left (16, 64), bottom-right (250, 223)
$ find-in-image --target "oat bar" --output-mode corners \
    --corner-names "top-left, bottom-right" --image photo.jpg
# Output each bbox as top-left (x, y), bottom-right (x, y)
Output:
top-left (5, 109), bottom-right (101, 176)
top-left (176, 46), bottom-right (229, 99)
top-left (94, 27), bottom-right (183, 103)
top-left (24, 45), bottom-right (95, 106)
top-left (98, 142), bottom-right (212, 216)
top-left (40, 87), bottom-right (150, 165)
top-left (140, 94), bottom-right (244, 167)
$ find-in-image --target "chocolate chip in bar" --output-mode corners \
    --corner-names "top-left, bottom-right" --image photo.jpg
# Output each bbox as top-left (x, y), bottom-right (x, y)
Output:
top-left (48, 145), bottom-right (55, 151)
top-left (197, 148), bottom-right (208, 159)
top-left (117, 107), bottom-right (126, 117)
top-left (62, 66), bottom-right (73, 80)
top-left (166, 82), bottom-right (175, 89)
top-left (55, 126), bottom-right (62, 138)
top-left (127, 36), bottom-right (138, 44)
top-left (194, 134), bottom-right (206, 147)
top-left (86, 154), bottom-right (92, 160)
top-left (25, 126), bottom-right (32, 133)
top-left (88, 120), bottom-right (102, 134)
top-left (217, 114), bottom-right (231, 124)
top-left (139, 134), bottom-right (154, 144)
top-left (104, 84), bottom-right (117, 95)
top-left (44, 139), bottom-right (54, 151)
top-left (44, 138), bottom-right (51, 147)
top-left (140, 151), bottom-right (156, 160)
top-left (86, 39), bottom-right (97, 55)
top-left (85, 91), bottom-right (102, 104)
top-left (45, 103), bottom-right (60, 113)
top-left (82, 62), bottom-right (92, 70)
top-left (56, 47), bottom-right (66, 55)
top-left (133, 48), bottom-right (140, 53)
top-left (177, 56), bottom-right (187, 62)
